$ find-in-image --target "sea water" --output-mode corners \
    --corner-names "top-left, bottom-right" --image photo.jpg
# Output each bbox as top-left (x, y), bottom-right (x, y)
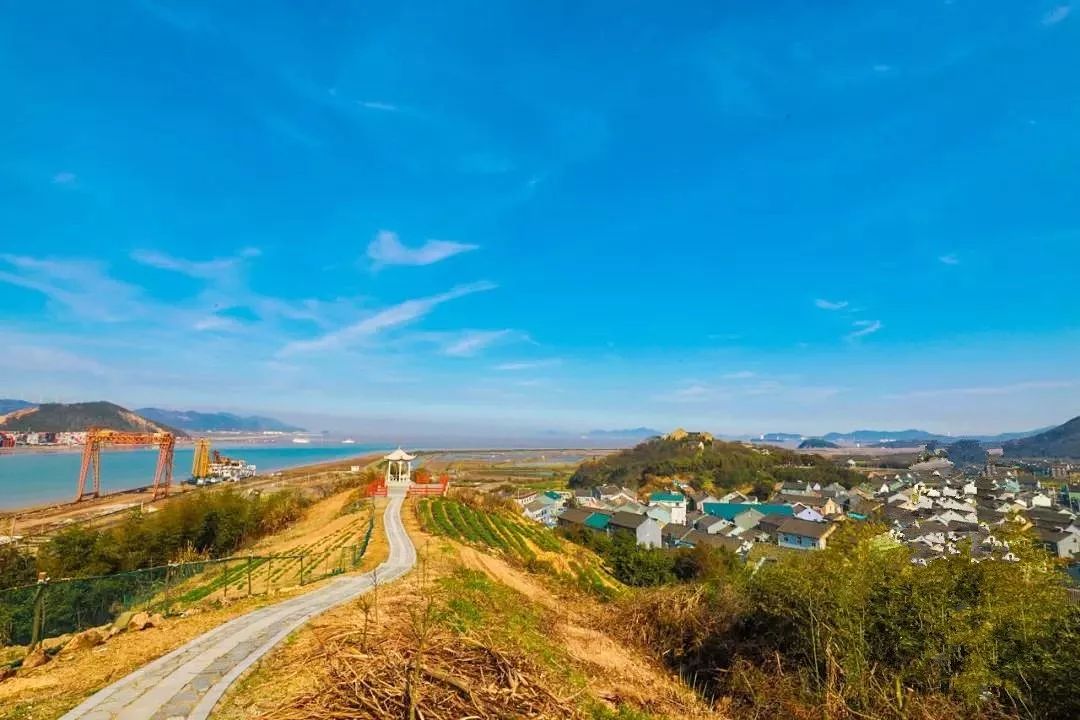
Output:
top-left (0, 444), bottom-right (387, 510)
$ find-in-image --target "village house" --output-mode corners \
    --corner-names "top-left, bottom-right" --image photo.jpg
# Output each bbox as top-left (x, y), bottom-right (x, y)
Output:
top-left (686, 489), bottom-right (719, 510)
top-left (595, 484), bottom-right (637, 504)
top-left (646, 504), bottom-right (672, 526)
top-left (557, 507), bottom-right (593, 530)
top-left (648, 491), bottom-right (687, 524)
top-left (608, 511), bottom-right (661, 548)
top-left (776, 518), bottom-right (837, 550)
top-left (661, 522), bottom-right (694, 548)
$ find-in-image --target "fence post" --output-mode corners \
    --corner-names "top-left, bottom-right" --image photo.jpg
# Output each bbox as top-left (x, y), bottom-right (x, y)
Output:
top-left (247, 555), bottom-right (253, 596)
top-left (222, 560), bottom-right (228, 600)
top-left (299, 554), bottom-right (305, 586)
top-left (30, 573), bottom-right (47, 649)
top-left (165, 563), bottom-right (173, 611)
top-left (267, 557), bottom-right (273, 594)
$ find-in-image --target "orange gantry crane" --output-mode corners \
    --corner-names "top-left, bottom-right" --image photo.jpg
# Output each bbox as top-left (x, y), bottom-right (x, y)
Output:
top-left (75, 429), bottom-right (176, 502)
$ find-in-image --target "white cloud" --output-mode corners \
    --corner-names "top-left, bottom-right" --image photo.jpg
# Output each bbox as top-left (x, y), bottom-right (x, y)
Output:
top-left (131, 247), bottom-right (261, 280)
top-left (367, 230), bottom-right (478, 267)
top-left (52, 171), bottom-right (77, 185)
top-left (443, 330), bottom-right (514, 357)
top-left (495, 359), bottom-right (562, 371)
top-left (1042, 5), bottom-right (1071, 25)
top-left (671, 384), bottom-right (713, 400)
top-left (939, 253), bottom-right (960, 265)
top-left (886, 380), bottom-right (1074, 400)
top-left (193, 314), bottom-right (243, 332)
top-left (847, 319), bottom-right (883, 340)
top-left (815, 298), bottom-right (849, 311)
top-left (0, 254), bottom-right (141, 322)
top-left (358, 101), bottom-right (400, 112)
top-left (722, 370), bottom-right (756, 380)
top-left (281, 281), bottom-right (496, 355)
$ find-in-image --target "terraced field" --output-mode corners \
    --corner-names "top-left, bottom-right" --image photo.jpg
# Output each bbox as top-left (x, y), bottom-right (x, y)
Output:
top-left (416, 497), bottom-right (621, 599)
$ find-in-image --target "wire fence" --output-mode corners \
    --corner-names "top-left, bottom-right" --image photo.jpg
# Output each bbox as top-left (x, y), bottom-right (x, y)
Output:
top-left (0, 508), bottom-right (376, 649)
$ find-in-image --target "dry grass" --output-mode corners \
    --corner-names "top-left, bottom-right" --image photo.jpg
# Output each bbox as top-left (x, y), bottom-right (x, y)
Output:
top-left (214, 500), bottom-right (719, 720)
top-left (0, 490), bottom-right (389, 720)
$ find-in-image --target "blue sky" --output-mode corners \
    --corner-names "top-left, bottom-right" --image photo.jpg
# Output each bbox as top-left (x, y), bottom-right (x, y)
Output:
top-left (2, 1), bottom-right (1079, 438)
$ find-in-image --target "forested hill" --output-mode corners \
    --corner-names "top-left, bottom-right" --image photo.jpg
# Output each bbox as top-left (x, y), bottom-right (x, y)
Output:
top-left (1003, 415), bottom-right (1080, 459)
top-left (0, 401), bottom-right (185, 436)
top-left (569, 433), bottom-right (862, 496)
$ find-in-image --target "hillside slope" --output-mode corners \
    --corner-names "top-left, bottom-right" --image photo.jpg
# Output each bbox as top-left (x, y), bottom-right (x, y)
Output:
top-left (0, 401), bottom-right (186, 436)
top-left (213, 499), bottom-right (715, 720)
top-left (1003, 415), bottom-right (1080, 458)
top-left (135, 407), bottom-right (303, 433)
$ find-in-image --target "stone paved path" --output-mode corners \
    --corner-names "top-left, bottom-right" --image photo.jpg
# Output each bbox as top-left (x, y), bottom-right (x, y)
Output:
top-left (60, 490), bottom-right (415, 720)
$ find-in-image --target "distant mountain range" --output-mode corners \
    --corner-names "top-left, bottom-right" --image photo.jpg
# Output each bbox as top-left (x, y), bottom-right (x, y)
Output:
top-left (0, 399), bottom-right (34, 415)
top-left (1002, 416), bottom-right (1080, 459)
top-left (136, 408), bottom-right (304, 433)
top-left (781, 427), bottom-right (1052, 446)
top-left (0, 401), bottom-right (184, 436)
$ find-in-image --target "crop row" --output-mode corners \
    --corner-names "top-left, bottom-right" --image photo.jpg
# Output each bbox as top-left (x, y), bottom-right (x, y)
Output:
top-left (420, 498), bottom-right (559, 565)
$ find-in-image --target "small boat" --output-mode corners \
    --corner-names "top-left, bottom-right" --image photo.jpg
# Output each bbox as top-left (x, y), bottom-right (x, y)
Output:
top-left (342, 439), bottom-right (356, 444)
top-left (292, 438), bottom-right (311, 444)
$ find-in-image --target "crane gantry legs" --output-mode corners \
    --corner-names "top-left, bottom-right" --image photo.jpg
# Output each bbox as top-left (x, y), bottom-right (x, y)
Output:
top-left (75, 429), bottom-right (177, 502)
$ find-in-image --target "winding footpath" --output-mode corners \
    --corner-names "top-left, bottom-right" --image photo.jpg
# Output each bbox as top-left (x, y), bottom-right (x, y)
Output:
top-left (60, 490), bottom-right (415, 720)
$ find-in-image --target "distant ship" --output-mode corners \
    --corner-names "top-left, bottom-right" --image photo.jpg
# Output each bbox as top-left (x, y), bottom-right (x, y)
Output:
top-left (292, 438), bottom-right (311, 444)
top-left (342, 439), bottom-right (356, 444)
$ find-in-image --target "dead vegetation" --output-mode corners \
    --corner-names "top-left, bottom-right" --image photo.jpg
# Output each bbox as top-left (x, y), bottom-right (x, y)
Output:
top-left (262, 626), bottom-right (579, 720)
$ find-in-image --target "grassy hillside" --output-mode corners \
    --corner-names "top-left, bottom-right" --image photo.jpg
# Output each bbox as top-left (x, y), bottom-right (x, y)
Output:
top-left (1003, 415), bottom-right (1080, 458)
top-left (0, 401), bottom-right (186, 436)
top-left (569, 434), bottom-right (862, 495)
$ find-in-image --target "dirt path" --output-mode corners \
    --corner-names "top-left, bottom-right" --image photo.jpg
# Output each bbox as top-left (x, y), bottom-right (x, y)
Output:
top-left (56, 489), bottom-right (415, 720)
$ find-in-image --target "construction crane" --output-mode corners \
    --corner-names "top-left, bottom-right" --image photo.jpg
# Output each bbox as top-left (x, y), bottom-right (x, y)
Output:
top-left (75, 429), bottom-right (176, 502)
top-left (191, 438), bottom-right (211, 479)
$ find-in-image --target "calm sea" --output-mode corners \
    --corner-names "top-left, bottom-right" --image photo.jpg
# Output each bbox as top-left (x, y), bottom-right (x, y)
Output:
top-left (0, 444), bottom-right (388, 510)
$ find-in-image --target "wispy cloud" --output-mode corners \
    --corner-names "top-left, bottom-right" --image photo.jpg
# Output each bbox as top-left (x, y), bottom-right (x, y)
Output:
top-left (815, 298), bottom-right (849, 311)
top-left (0, 343), bottom-right (107, 376)
top-left (1042, 5), bottom-right (1071, 26)
top-left (281, 281), bottom-right (497, 355)
top-left (847, 319), bottom-right (883, 340)
top-left (193, 314), bottom-right (243, 332)
top-left (0, 254), bottom-right (141, 321)
top-left (443, 330), bottom-right (514, 357)
top-left (367, 230), bottom-right (478, 267)
top-left (667, 384), bottom-right (714, 402)
top-left (938, 253), bottom-right (960, 265)
top-left (52, 171), bottom-right (77, 186)
top-left (132, 247), bottom-right (261, 280)
top-left (886, 380), bottom-right (1075, 400)
top-left (722, 370), bottom-right (756, 380)
top-left (495, 359), bottom-right (562, 371)
top-left (358, 101), bottom-right (400, 112)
